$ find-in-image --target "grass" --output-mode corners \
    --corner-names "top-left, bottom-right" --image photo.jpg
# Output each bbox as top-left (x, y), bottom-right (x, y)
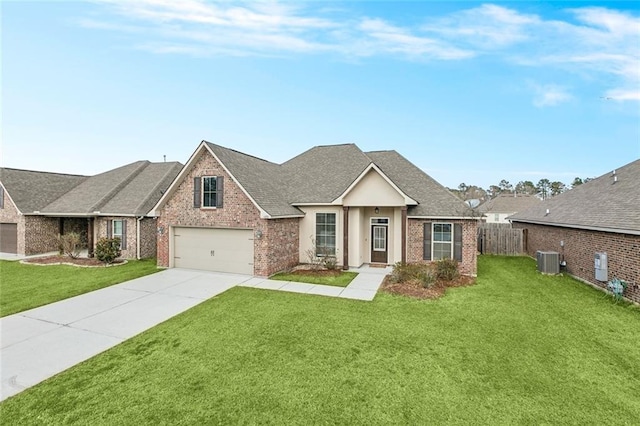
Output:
top-left (2, 256), bottom-right (639, 424)
top-left (0, 258), bottom-right (160, 317)
top-left (270, 270), bottom-right (357, 287)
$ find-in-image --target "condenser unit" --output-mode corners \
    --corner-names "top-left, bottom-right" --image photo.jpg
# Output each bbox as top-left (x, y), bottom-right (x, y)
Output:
top-left (536, 251), bottom-right (560, 274)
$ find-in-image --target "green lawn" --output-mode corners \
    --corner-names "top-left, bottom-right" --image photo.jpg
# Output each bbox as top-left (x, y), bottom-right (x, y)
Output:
top-left (2, 256), bottom-right (639, 424)
top-left (270, 270), bottom-right (357, 287)
top-left (0, 259), bottom-right (160, 317)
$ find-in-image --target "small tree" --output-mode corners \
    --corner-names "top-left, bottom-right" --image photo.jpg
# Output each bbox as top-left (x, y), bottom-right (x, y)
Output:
top-left (58, 232), bottom-right (82, 259)
top-left (95, 237), bottom-right (121, 265)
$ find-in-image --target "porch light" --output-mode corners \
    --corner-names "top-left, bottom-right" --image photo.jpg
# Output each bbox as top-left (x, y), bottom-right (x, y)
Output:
top-left (255, 229), bottom-right (263, 239)
top-left (374, 207), bottom-right (379, 214)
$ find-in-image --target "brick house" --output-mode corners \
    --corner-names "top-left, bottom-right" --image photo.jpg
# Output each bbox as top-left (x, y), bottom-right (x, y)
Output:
top-left (152, 141), bottom-right (479, 276)
top-left (510, 158), bottom-right (640, 303)
top-left (0, 161), bottom-right (181, 258)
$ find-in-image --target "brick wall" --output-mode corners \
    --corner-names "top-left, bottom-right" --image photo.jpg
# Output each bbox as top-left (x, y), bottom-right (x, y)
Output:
top-left (24, 216), bottom-right (59, 255)
top-left (513, 222), bottom-right (640, 303)
top-left (407, 219), bottom-right (478, 276)
top-left (157, 149), bottom-right (299, 276)
top-left (95, 217), bottom-right (140, 259)
top-left (139, 218), bottom-right (157, 259)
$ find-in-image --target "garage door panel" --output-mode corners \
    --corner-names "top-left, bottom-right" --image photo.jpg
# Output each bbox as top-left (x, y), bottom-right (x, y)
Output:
top-left (0, 223), bottom-right (18, 254)
top-left (173, 227), bottom-right (254, 275)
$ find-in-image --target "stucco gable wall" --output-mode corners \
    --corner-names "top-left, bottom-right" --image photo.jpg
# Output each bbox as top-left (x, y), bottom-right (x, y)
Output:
top-left (343, 170), bottom-right (405, 207)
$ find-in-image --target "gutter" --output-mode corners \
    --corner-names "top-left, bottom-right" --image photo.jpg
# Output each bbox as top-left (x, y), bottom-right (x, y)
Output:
top-left (510, 218), bottom-right (640, 236)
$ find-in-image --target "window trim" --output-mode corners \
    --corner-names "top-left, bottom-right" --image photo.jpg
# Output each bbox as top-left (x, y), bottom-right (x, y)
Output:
top-left (112, 220), bottom-right (124, 249)
top-left (315, 212), bottom-right (337, 256)
top-left (431, 222), bottom-right (453, 260)
top-left (201, 176), bottom-right (218, 209)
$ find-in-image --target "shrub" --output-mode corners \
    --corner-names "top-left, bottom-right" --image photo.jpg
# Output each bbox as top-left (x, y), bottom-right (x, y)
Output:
top-left (95, 237), bottom-right (121, 265)
top-left (322, 255), bottom-right (339, 271)
top-left (58, 232), bottom-right (82, 259)
top-left (435, 258), bottom-right (459, 281)
top-left (391, 262), bottom-right (436, 288)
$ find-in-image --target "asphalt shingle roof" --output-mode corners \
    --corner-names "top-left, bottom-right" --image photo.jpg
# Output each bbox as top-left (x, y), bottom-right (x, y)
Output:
top-left (509, 158), bottom-right (640, 234)
top-left (0, 168), bottom-right (87, 213)
top-left (478, 194), bottom-right (541, 214)
top-left (204, 142), bottom-right (472, 218)
top-left (42, 161), bottom-right (182, 216)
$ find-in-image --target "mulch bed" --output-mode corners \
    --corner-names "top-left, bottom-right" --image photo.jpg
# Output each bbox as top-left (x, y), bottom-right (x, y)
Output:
top-left (21, 255), bottom-right (126, 268)
top-left (380, 274), bottom-right (476, 300)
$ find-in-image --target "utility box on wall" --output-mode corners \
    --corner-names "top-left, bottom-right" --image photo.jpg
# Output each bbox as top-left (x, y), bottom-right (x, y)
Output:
top-left (595, 252), bottom-right (608, 282)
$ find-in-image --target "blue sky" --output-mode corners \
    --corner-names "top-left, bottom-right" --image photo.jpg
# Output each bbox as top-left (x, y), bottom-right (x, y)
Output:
top-left (2, 1), bottom-right (639, 190)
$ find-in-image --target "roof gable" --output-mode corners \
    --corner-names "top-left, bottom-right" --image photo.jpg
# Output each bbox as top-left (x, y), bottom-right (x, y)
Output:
top-left (510, 158), bottom-right (640, 234)
top-left (335, 164), bottom-right (417, 206)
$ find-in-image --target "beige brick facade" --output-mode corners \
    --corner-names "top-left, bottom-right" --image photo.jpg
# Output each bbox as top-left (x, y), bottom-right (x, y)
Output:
top-left (407, 218), bottom-right (478, 276)
top-left (513, 222), bottom-right (640, 303)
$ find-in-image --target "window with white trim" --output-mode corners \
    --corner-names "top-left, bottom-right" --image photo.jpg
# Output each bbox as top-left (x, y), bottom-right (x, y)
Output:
top-left (202, 176), bottom-right (218, 208)
top-left (316, 213), bottom-right (336, 256)
top-left (432, 223), bottom-right (453, 260)
top-left (113, 220), bottom-right (124, 249)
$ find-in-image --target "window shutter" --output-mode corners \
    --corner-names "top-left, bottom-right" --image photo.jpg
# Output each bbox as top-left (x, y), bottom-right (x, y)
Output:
top-left (193, 177), bottom-right (201, 208)
top-left (454, 223), bottom-right (463, 262)
top-left (0, 186), bottom-right (4, 209)
top-left (121, 220), bottom-right (127, 249)
top-left (216, 176), bottom-right (224, 208)
top-left (107, 220), bottom-right (112, 238)
top-left (423, 222), bottom-right (432, 261)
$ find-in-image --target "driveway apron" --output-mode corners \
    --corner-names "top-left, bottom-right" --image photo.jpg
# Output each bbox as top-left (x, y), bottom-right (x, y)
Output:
top-left (0, 269), bottom-right (252, 401)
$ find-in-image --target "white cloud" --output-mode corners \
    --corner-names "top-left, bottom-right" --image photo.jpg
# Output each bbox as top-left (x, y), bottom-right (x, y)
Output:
top-left (83, 1), bottom-right (639, 100)
top-left (531, 84), bottom-right (573, 107)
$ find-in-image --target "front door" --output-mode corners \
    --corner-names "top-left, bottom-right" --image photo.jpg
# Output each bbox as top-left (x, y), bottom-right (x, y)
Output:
top-left (371, 225), bottom-right (388, 263)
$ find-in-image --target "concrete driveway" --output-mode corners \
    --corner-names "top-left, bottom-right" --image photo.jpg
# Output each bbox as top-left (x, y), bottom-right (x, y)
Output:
top-left (0, 269), bottom-right (253, 401)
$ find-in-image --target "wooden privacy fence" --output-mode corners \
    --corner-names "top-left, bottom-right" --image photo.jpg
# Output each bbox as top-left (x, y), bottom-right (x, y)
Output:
top-left (477, 225), bottom-right (527, 255)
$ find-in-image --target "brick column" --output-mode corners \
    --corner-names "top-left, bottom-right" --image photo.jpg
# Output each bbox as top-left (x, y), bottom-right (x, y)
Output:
top-left (343, 206), bottom-right (349, 270)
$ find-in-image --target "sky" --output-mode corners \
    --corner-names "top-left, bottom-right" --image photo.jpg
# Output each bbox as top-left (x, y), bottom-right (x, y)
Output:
top-left (2, 1), bottom-right (639, 190)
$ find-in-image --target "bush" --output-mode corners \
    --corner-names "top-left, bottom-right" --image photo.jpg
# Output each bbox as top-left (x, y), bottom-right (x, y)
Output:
top-left (391, 262), bottom-right (436, 288)
top-left (58, 232), bottom-right (82, 259)
top-left (95, 237), bottom-right (121, 264)
top-left (435, 258), bottom-right (459, 281)
top-left (322, 255), bottom-right (339, 271)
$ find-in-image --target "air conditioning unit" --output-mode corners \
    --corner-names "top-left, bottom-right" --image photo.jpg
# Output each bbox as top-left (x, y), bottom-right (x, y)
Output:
top-left (536, 251), bottom-right (560, 274)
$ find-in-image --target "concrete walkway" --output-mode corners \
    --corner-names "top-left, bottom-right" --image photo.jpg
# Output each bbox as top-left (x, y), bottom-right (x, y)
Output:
top-left (0, 265), bottom-right (389, 401)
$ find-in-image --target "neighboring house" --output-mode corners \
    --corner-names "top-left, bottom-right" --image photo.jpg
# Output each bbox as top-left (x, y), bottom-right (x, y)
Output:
top-left (0, 161), bottom-right (182, 258)
top-left (510, 158), bottom-right (640, 303)
top-left (478, 194), bottom-right (540, 224)
top-left (152, 141), bottom-right (479, 277)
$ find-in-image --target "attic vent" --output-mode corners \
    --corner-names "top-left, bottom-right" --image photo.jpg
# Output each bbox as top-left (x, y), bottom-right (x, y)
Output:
top-left (536, 251), bottom-right (559, 274)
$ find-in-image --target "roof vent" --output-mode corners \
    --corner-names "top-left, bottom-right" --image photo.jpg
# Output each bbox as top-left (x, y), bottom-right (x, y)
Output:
top-left (545, 208), bottom-right (550, 216)
top-left (613, 175), bottom-right (618, 184)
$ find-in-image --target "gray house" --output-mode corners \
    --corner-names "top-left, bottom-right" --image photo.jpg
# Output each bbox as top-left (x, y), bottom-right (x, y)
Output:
top-left (0, 161), bottom-right (182, 258)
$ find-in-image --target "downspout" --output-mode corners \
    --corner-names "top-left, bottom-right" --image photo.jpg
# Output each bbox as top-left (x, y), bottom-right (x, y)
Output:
top-left (136, 216), bottom-right (144, 260)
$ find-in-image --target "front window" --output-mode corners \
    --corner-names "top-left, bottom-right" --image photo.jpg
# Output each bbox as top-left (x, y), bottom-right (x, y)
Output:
top-left (316, 213), bottom-right (336, 256)
top-left (113, 220), bottom-right (124, 249)
top-left (202, 176), bottom-right (217, 208)
top-left (432, 223), bottom-right (452, 260)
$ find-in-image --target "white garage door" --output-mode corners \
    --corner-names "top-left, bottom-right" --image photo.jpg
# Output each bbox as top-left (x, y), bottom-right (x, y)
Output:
top-left (173, 227), bottom-right (254, 275)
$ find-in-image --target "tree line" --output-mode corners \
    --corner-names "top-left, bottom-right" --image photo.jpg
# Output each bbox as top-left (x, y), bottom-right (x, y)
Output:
top-left (449, 177), bottom-right (593, 201)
